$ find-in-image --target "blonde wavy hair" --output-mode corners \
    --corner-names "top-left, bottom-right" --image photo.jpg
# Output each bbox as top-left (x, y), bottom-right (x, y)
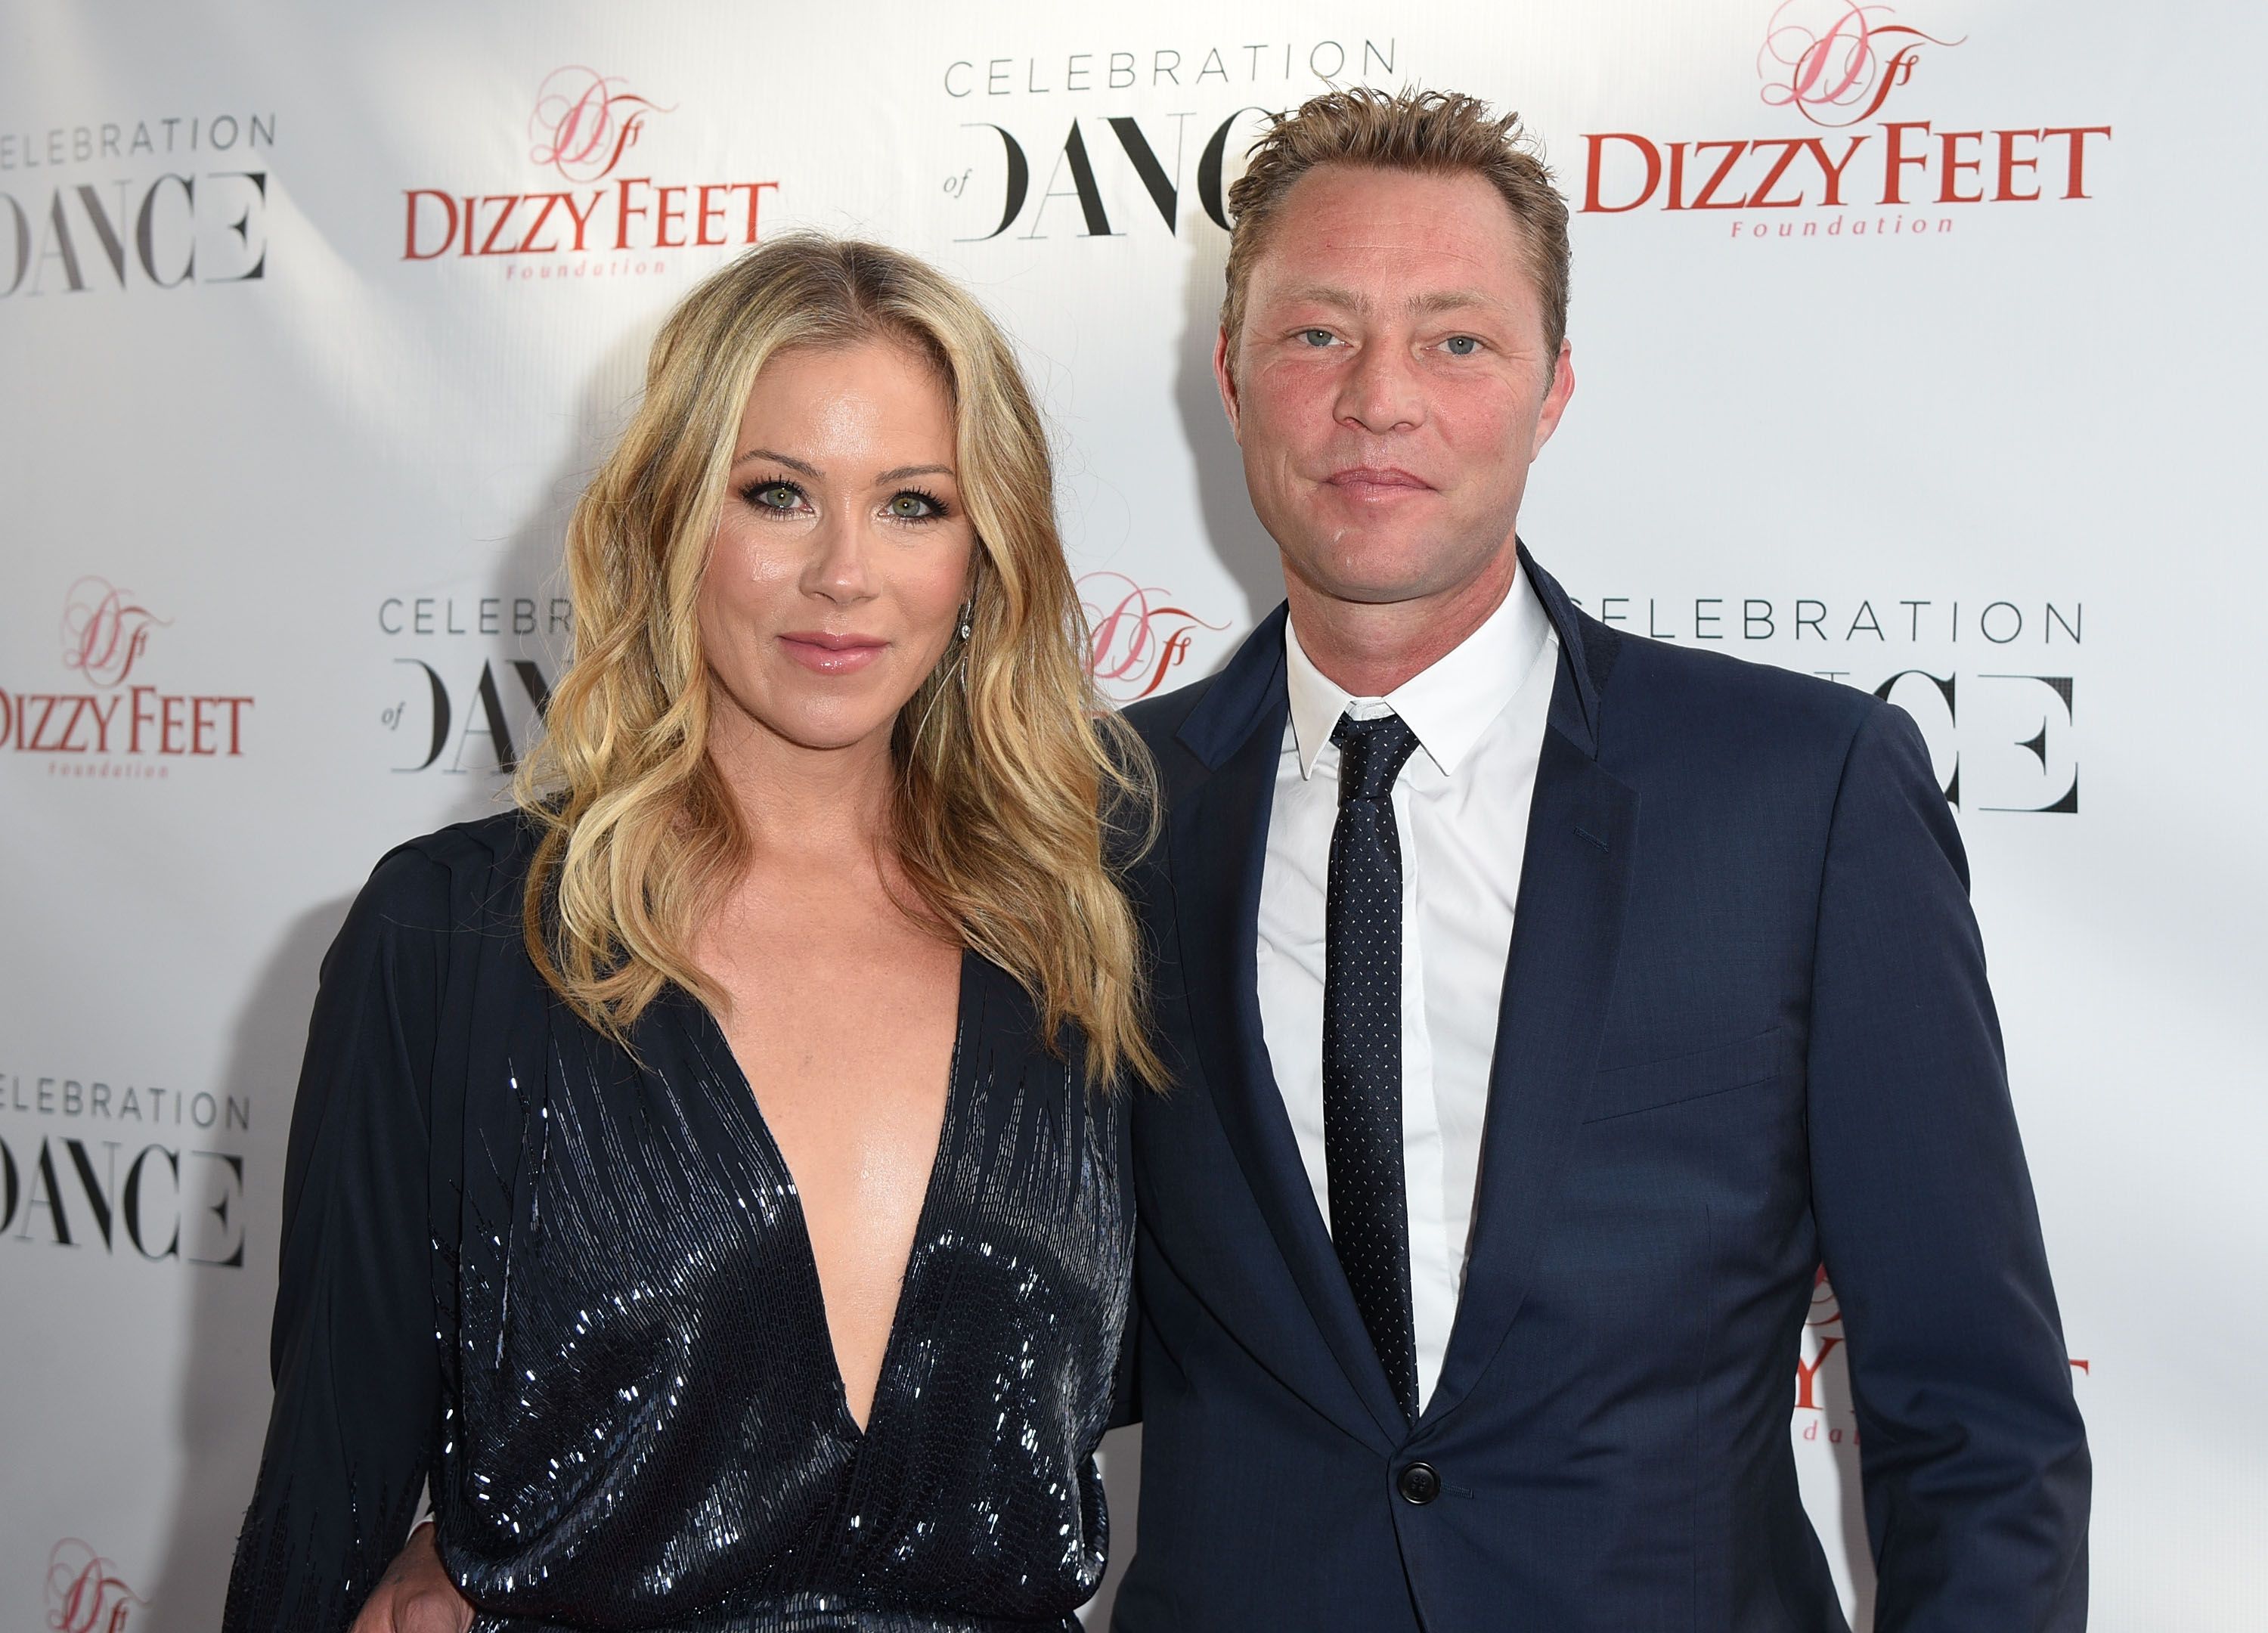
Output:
top-left (515, 234), bottom-right (1161, 1088)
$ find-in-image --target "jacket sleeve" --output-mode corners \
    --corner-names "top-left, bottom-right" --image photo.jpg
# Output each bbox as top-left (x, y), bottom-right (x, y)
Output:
top-left (222, 847), bottom-right (452, 1633)
top-left (1805, 699), bottom-right (2090, 1631)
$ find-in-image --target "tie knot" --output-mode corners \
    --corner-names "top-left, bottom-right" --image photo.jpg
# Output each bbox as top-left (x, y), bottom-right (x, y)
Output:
top-left (1331, 711), bottom-right (1421, 802)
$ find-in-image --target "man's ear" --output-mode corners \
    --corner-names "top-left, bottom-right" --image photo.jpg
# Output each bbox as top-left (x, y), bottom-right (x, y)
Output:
top-left (1212, 327), bottom-right (1242, 442)
top-left (1530, 338), bottom-right (1576, 459)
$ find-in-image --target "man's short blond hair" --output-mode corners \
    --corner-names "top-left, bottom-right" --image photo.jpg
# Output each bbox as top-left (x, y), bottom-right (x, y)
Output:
top-left (1221, 86), bottom-right (1570, 364)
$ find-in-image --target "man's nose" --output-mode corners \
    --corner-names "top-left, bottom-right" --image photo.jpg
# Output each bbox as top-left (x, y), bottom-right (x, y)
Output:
top-left (1336, 341), bottom-right (1424, 434)
top-left (801, 510), bottom-right (880, 605)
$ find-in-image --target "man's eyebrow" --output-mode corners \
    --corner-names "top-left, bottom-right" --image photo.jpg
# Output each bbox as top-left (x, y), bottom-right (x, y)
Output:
top-left (1272, 285), bottom-right (1498, 316)
top-left (1278, 284), bottom-right (1370, 312)
top-left (1408, 289), bottom-right (1492, 315)
top-left (732, 447), bottom-right (820, 476)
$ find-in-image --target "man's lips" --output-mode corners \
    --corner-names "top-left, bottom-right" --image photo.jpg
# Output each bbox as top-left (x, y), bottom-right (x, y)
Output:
top-left (1323, 466), bottom-right (1436, 496)
top-left (779, 631), bottom-right (888, 674)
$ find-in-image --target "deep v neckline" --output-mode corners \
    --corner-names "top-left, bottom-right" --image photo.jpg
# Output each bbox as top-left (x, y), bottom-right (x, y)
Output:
top-left (689, 947), bottom-right (973, 1442)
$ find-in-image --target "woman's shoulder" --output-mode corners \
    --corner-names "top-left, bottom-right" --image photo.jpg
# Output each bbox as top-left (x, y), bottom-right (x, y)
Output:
top-left (352, 807), bottom-right (541, 941)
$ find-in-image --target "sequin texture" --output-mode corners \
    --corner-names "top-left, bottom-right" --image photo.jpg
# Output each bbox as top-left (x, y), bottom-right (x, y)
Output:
top-left (223, 816), bottom-right (1129, 1633)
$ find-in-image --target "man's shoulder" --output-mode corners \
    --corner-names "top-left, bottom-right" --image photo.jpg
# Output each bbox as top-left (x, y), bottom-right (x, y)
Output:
top-left (1600, 623), bottom-right (1880, 766)
top-left (1120, 600), bottom-right (1288, 774)
top-left (1122, 673), bottom-right (1223, 768)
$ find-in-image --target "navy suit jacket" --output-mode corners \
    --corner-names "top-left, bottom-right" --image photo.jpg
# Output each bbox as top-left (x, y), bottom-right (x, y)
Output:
top-left (1111, 548), bottom-right (2088, 1632)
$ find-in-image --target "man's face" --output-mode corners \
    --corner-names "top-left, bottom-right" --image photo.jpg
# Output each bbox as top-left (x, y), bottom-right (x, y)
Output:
top-left (1216, 164), bottom-right (1573, 613)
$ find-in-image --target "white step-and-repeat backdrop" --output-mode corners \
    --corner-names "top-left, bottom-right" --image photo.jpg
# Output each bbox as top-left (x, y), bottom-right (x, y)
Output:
top-left (4, 2), bottom-right (2261, 1628)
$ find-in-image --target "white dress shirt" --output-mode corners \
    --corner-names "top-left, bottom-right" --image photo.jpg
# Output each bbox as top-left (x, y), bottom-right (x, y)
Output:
top-left (1256, 570), bottom-right (1558, 1411)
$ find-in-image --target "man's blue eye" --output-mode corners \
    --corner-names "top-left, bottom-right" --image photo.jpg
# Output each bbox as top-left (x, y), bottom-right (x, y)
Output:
top-left (1300, 329), bottom-right (1335, 347)
top-left (1445, 335), bottom-right (1479, 356)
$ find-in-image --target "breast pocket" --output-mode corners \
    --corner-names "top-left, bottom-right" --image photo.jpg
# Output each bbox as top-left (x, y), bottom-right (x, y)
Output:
top-left (1582, 1027), bottom-right (1791, 1123)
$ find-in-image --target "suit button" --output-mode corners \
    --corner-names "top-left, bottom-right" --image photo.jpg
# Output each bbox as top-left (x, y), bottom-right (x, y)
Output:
top-left (1396, 1461), bottom-right (1440, 1505)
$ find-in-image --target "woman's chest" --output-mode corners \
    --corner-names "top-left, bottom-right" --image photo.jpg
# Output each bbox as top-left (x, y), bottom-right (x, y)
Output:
top-left (437, 969), bottom-right (1131, 1600)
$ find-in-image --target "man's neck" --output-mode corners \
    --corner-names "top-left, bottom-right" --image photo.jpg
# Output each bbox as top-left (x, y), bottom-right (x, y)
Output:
top-left (1284, 545), bottom-right (1522, 699)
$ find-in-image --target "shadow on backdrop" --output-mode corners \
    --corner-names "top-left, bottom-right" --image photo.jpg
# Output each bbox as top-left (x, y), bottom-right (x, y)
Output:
top-left (143, 326), bottom-right (655, 1628)
top-left (141, 894), bottom-right (352, 1633)
top-left (405, 321), bottom-right (650, 831)
top-left (1173, 245), bottom-right (1281, 637)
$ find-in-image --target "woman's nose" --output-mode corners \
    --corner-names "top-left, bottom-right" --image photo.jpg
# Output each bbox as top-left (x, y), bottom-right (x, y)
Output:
top-left (801, 510), bottom-right (879, 605)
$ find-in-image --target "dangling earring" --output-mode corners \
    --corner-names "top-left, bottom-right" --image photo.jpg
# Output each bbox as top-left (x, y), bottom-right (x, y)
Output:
top-left (912, 598), bottom-right (977, 755)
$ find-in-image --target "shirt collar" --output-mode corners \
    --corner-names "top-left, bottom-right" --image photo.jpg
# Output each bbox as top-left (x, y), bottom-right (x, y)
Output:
top-left (1284, 564), bottom-right (1551, 780)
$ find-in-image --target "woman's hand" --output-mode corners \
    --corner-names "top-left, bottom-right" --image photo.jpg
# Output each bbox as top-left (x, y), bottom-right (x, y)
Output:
top-left (350, 1522), bottom-right (473, 1633)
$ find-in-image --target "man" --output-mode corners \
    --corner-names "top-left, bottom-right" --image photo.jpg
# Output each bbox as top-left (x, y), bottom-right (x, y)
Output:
top-left (1108, 87), bottom-right (2088, 1630)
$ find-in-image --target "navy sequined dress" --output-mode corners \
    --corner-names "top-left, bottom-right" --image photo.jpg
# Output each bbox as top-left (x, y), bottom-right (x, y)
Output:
top-left (222, 814), bottom-right (1132, 1633)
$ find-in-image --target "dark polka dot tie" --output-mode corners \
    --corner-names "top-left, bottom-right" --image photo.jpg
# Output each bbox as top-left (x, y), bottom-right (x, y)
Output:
top-left (1325, 709), bottom-right (1424, 1423)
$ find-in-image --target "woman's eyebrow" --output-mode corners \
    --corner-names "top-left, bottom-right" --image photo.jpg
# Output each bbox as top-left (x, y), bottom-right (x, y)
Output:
top-left (733, 447), bottom-right (820, 476)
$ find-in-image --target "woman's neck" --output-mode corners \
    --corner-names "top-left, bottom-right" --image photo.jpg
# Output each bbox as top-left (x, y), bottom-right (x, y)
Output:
top-left (707, 703), bottom-right (897, 869)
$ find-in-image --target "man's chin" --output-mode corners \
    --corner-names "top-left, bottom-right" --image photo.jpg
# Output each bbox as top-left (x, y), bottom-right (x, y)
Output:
top-left (1285, 538), bottom-right (1507, 611)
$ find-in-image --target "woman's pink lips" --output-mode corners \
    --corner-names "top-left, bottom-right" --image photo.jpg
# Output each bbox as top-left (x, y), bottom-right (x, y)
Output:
top-left (779, 632), bottom-right (888, 674)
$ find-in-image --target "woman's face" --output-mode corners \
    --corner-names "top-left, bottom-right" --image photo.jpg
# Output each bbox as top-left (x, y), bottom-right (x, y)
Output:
top-left (699, 338), bottom-right (976, 758)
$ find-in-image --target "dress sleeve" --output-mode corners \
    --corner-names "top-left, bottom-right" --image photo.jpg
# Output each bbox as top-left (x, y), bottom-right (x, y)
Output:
top-left (222, 847), bottom-right (453, 1633)
top-left (1108, 1095), bottom-right (1142, 1432)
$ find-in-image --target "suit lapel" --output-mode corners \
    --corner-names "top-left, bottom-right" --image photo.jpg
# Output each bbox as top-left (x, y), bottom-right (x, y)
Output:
top-left (1423, 557), bottom-right (1639, 1427)
top-left (1166, 555), bottom-right (1636, 1442)
top-left (1167, 618), bottom-right (1409, 1448)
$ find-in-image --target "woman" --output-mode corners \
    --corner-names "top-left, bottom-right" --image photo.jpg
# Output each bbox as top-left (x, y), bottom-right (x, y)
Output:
top-left (223, 235), bottom-right (1158, 1633)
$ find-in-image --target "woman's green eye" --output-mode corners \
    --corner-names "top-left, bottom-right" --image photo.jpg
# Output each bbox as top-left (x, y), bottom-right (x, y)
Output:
top-left (755, 483), bottom-right (799, 510)
top-left (888, 492), bottom-right (940, 519)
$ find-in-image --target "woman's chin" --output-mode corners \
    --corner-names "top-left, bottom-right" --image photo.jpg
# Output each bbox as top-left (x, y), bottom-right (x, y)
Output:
top-left (752, 702), bottom-right (907, 756)
top-left (706, 670), bottom-right (911, 758)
